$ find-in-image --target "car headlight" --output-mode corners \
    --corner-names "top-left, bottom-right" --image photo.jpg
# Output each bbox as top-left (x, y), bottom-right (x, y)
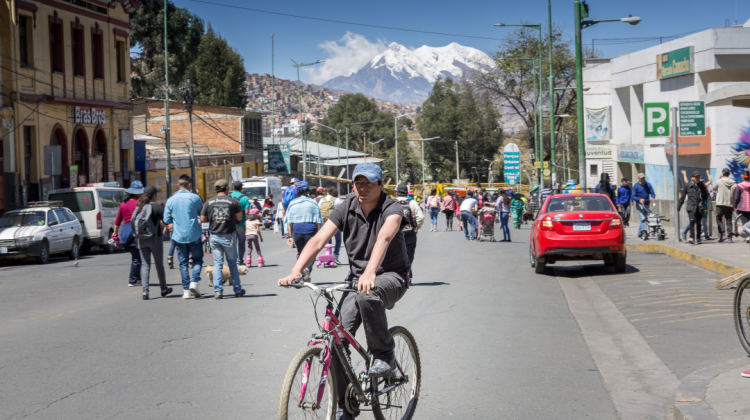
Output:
top-left (16, 236), bottom-right (35, 242)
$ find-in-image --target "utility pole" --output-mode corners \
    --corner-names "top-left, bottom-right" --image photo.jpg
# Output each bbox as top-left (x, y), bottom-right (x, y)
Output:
top-left (291, 59), bottom-right (323, 182)
top-left (345, 127), bottom-right (349, 180)
top-left (163, 0), bottom-right (172, 196)
top-left (455, 141), bottom-right (460, 186)
top-left (183, 79), bottom-right (196, 184)
top-left (548, 0), bottom-right (556, 180)
top-left (271, 34), bottom-right (275, 144)
top-left (672, 107), bottom-right (680, 241)
top-left (394, 112), bottom-right (414, 184)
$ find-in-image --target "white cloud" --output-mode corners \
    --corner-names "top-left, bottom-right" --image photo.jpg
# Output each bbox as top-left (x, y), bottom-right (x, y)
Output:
top-left (304, 32), bottom-right (387, 84)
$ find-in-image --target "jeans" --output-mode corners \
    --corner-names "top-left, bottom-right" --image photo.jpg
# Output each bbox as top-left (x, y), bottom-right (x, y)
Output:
top-left (328, 230), bottom-right (342, 260)
top-left (121, 222), bottom-right (141, 285)
top-left (331, 272), bottom-right (407, 405)
top-left (618, 203), bottom-right (631, 226)
top-left (404, 233), bottom-right (417, 278)
top-left (687, 210), bottom-right (702, 240)
top-left (175, 239), bottom-right (204, 290)
top-left (235, 224), bottom-right (246, 266)
top-left (210, 233), bottom-right (242, 294)
top-left (636, 202), bottom-right (650, 237)
top-left (445, 211), bottom-right (454, 229)
top-left (429, 207), bottom-right (439, 226)
top-left (293, 232), bottom-right (316, 273)
top-left (500, 212), bottom-right (510, 240)
top-left (167, 239), bottom-right (176, 257)
top-left (716, 205), bottom-right (734, 238)
top-left (138, 237), bottom-right (167, 295)
top-left (460, 211), bottom-right (476, 240)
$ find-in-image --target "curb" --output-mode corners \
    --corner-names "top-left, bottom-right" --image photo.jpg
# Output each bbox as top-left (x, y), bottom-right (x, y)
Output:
top-left (626, 243), bottom-right (745, 277)
top-left (673, 358), bottom-right (748, 420)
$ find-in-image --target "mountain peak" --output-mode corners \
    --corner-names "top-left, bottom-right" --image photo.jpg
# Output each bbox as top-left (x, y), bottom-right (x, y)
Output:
top-left (324, 42), bottom-right (492, 102)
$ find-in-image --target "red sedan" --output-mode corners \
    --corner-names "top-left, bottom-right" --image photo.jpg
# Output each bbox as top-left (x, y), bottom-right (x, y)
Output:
top-left (529, 193), bottom-right (626, 274)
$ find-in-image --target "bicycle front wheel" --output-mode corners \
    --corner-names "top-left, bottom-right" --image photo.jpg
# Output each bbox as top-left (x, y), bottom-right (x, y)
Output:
top-left (278, 346), bottom-right (337, 420)
top-left (735, 277), bottom-right (750, 355)
top-left (371, 326), bottom-right (421, 420)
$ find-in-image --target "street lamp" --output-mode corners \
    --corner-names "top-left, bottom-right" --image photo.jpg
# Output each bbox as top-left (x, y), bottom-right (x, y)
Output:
top-left (574, 0), bottom-right (641, 188)
top-left (292, 58), bottom-right (324, 181)
top-left (312, 122), bottom-right (340, 173)
top-left (485, 158), bottom-right (500, 186)
top-left (417, 137), bottom-right (440, 194)
top-left (368, 138), bottom-right (386, 162)
top-left (394, 112), bottom-right (414, 183)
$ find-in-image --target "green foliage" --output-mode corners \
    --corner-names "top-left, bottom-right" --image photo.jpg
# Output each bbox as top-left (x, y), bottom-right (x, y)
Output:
top-left (417, 77), bottom-right (503, 183)
top-left (186, 26), bottom-right (247, 109)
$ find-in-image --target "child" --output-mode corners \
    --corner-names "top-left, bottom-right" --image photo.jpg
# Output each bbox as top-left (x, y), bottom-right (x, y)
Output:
top-left (511, 193), bottom-right (525, 229)
top-left (245, 213), bottom-right (265, 267)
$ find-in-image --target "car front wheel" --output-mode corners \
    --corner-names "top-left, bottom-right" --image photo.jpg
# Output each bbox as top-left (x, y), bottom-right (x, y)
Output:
top-left (38, 241), bottom-right (50, 264)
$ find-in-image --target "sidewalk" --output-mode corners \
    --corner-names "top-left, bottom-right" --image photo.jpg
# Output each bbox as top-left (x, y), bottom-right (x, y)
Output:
top-left (623, 223), bottom-right (750, 276)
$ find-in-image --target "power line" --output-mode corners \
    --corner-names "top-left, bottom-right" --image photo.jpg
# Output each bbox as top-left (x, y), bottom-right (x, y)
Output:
top-left (189, 0), bottom-right (503, 41)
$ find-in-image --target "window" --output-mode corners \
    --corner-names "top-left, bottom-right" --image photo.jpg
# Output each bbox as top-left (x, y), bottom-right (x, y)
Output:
top-left (54, 209), bottom-right (71, 223)
top-left (92, 33), bottom-right (103, 79)
top-left (48, 192), bottom-right (95, 212)
top-left (47, 210), bottom-right (58, 225)
top-left (115, 41), bottom-right (124, 82)
top-left (98, 190), bottom-right (120, 209)
top-left (50, 21), bottom-right (63, 73)
top-left (23, 127), bottom-right (32, 182)
top-left (19, 16), bottom-right (31, 67)
top-left (589, 164), bottom-right (598, 178)
top-left (72, 28), bottom-right (84, 76)
top-left (545, 196), bottom-right (614, 213)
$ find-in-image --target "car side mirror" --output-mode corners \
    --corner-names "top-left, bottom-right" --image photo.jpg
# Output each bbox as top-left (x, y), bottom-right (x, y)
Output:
top-left (48, 220), bottom-right (58, 227)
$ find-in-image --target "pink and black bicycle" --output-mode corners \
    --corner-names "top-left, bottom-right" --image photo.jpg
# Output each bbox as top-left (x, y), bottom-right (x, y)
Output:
top-left (278, 271), bottom-right (421, 419)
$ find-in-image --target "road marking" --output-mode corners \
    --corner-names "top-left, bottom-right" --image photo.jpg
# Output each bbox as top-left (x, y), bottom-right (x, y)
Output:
top-left (662, 313), bottom-right (732, 324)
top-left (626, 309), bottom-right (673, 318)
top-left (629, 309), bottom-right (727, 322)
top-left (556, 267), bottom-right (679, 419)
top-left (632, 296), bottom-right (727, 306)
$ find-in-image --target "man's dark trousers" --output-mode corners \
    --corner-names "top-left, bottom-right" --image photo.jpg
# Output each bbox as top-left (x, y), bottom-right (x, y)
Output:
top-left (404, 233), bottom-right (417, 279)
top-left (688, 210), bottom-right (703, 239)
top-left (716, 205), bottom-right (734, 238)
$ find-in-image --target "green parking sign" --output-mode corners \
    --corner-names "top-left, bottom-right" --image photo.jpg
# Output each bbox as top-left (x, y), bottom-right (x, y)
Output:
top-left (644, 103), bottom-right (670, 137)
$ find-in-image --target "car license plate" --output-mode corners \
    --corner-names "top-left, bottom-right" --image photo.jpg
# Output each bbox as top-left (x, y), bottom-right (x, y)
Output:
top-left (0, 247), bottom-right (7, 254)
top-left (573, 223), bottom-right (591, 231)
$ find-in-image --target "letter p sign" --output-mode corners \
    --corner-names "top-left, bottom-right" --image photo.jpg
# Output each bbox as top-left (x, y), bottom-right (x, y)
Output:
top-left (644, 103), bottom-right (670, 137)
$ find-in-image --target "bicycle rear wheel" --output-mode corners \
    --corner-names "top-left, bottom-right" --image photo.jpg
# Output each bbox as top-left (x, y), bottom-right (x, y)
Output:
top-left (734, 277), bottom-right (750, 355)
top-left (278, 346), bottom-right (337, 420)
top-left (371, 326), bottom-right (421, 420)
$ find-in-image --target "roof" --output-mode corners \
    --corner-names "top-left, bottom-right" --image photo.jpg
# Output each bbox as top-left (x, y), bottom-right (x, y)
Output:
top-left (318, 157), bottom-right (384, 166)
top-left (264, 136), bottom-right (368, 160)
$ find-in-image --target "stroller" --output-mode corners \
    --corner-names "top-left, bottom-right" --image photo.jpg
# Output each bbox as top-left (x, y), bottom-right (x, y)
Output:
top-left (478, 211), bottom-right (496, 242)
top-left (261, 208), bottom-right (274, 230)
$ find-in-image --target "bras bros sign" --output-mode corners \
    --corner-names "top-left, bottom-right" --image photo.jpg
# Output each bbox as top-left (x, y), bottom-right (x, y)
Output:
top-left (73, 106), bottom-right (106, 125)
top-left (656, 46), bottom-right (694, 80)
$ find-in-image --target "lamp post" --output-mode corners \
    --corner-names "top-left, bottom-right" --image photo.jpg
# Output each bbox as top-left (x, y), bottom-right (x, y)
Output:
top-left (312, 122), bottom-right (340, 171)
top-left (574, 0), bottom-right (641, 188)
top-left (485, 158), bottom-right (500, 186)
top-left (417, 137), bottom-right (440, 192)
top-left (505, 56), bottom-right (542, 188)
top-left (552, 110), bottom-right (572, 183)
top-left (394, 112), bottom-right (414, 184)
top-left (368, 138), bottom-right (386, 163)
top-left (291, 59), bottom-right (324, 181)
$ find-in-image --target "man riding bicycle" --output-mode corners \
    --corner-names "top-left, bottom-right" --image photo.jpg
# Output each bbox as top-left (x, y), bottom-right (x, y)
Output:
top-left (279, 163), bottom-right (409, 419)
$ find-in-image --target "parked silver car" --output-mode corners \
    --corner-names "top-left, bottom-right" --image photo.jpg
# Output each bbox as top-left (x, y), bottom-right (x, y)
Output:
top-left (0, 201), bottom-right (83, 264)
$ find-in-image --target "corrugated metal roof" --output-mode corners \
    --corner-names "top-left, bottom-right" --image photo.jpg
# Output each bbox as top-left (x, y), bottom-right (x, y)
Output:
top-left (318, 158), bottom-right (384, 166)
top-left (264, 136), bottom-right (368, 159)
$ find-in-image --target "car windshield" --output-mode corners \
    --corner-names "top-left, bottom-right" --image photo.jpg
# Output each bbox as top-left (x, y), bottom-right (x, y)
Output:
top-left (0, 211), bottom-right (46, 228)
top-left (242, 186), bottom-right (266, 199)
top-left (545, 196), bottom-right (613, 213)
top-left (48, 192), bottom-right (95, 212)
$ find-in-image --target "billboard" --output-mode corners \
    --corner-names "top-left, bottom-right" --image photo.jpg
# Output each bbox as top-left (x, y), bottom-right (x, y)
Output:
top-left (502, 143), bottom-right (520, 185)
top-left (266, 144), bottom-right (291, 174)
top-left (656, 46), bottom-right (693, 80)
top-left (584, 106), bottom-right (612, 141)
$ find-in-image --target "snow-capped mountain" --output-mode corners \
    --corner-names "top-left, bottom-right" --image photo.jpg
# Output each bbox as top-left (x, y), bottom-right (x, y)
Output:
top-left (322, 42), bottom-right (493, 102)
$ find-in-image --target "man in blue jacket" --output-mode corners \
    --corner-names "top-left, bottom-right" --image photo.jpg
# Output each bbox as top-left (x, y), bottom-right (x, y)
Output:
top-left (282, 178), bottom-right (299, 210)
top-left (632, 173), bottom-right (656, 239)
top-left (616, 178), bottom-right (632, 227)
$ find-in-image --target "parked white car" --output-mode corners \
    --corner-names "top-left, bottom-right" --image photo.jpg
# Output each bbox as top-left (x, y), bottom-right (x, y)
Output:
top-left (0, 201), bottom-right (83, 264)
top-left (239, 177), bottom-right (283, 213)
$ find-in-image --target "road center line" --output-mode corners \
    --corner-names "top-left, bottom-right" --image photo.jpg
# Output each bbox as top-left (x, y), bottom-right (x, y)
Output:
top-left (555, 267), bottom-right (679, 419)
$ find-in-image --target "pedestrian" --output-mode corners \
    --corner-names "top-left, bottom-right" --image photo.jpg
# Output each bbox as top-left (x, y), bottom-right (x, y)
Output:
top-left (460, 190), bottom-right (478, 241)
top-left (395, 184), bottom-right (424, 283)
top-left (285, 181), bottom-right (323, 274)
top-left (245, 213), bottom-right (264, 267)
top-left (132, 185), bottom-right (172, 300)
top-left (263, 196), bottom-right (274, 210)
top-left (230, 181), bottom-right (250, 267)
top-left (677, 170), bottom-right (709, 245)
top-left (319, 187), bottom-right (345, 265)
top-left (595, 173), bottom-right (616, 204)
top-left (276, 194), bottom-right (287, 238)
top-left (315, 187), bottom-right (325, 203)
top-left (202, 179), bottom-right (246, 299)
top-left (249, 197), bottom-right (262, 212)
top-left (166, 189), bottom-right (203, 269)
top-left (616, 178), bottom-right (632, 227)
top-left (633, 173), bottom-right (656, 240)
top-left (510, 193), bottom-right (525, 229)
top-left (114, 180), bottom-right (144, 287)
top-left (282, 178), bottom-right (299, 210)
top-left (455, 192), bottom-right (463, 230)
top-left (426, 189), bottom-right (441, 231)
top-left (164, 174), bottom-right (205, 299)
top-left (441, 192), bottom-right (457, 231)
top-left (734, 171), bottom-right (750, 228)
top-left (496, 192), bottom-right (511, 242)
top-left (715, 168), bottom-right (737, 242)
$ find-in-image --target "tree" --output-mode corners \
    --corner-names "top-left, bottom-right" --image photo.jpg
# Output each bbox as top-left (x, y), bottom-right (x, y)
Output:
top-left (186, 26), bottom-right (247, 108)
top-left (417, 77), bottom-right (504, 183)
top-left (129, 0), bottom-right (204, 99)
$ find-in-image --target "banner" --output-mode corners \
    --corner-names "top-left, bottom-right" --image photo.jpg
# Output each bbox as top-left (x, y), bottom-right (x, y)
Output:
top-left (267, 144), bottom-right (291, 174)
top-left (617, 145), bottom-right (644, 163)
top-left (502, 143), bottom-right (520, 185)
top-left (585, 106), bottom-right (612, 141)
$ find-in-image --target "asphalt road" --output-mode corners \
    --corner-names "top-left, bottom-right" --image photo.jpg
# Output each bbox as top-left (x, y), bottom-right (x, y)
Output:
top-left (0, 217), bottom-right (742, 419)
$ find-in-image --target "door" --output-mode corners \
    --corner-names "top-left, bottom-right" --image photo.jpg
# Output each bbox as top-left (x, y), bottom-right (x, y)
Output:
top-left (46, 210), bottom-right (63, 252)
top-left (54, 209), bottom-right (75, 251)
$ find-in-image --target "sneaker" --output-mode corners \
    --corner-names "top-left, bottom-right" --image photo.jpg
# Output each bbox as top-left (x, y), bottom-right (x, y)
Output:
top-left (741, 369), bottom-right (750, 378)
top-left (682, 232), bottom-right (687, 242)
top-left (688, 238), bottom-right (695, 244)
top-left (161, 287), bottom-right (173, 298)
top-left (719, 236), bottom-right (726, 243)
top-left (182, 290), bottom-right (193, 299)
top-left (697, 239), bottom-right (702, 245)
top-left (128, 283), bottom-right (136, 287)
top-left (728, 237), bottom-right (734, 243)
top-left (142, 294), bottom-right (149, 300)
top-left (167, 256), bottom-right (174, 269)
top-left (335, 259), bottom-right (343, 266)
top-left (215, 293), bottom-right (223, 299)
top-left (189, 282), bottom-right (201, 298)
top-left (236, 289), bottom-right (246, 298)
top-left (369, 358), bottom-right (397, 378)
top-left (335, 408), bottom-right (354, 420)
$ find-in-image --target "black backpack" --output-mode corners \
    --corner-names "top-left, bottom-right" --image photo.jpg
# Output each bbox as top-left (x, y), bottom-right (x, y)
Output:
top-left (399, 199), bottom-right (418, 234)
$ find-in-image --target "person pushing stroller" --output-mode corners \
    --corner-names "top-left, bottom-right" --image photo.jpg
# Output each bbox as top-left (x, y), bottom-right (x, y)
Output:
top-left (477, 201), bottom-right (498, 242)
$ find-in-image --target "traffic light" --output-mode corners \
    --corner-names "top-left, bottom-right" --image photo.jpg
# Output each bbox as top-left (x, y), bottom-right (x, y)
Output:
top-left (580, 1), bottom-right (590, 19)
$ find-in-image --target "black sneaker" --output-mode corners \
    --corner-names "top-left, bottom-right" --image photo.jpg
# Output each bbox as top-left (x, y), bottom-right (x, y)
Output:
top-left (335, 408), bottom-right (354, 420)
top-left (235, 289), bottom-right (246, 298)
top-left (369, 358), bottom-right (396, 378)
top-left (161, 287), bottom-right (173, 298)
top-left (142, 295), bottom-right (149, 300)
top-left (215, 293), bottom-right (223, 299)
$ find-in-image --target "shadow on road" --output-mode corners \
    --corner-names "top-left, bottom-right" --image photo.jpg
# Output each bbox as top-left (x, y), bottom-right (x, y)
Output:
top-left (412, 282), bottom-right (450, 286)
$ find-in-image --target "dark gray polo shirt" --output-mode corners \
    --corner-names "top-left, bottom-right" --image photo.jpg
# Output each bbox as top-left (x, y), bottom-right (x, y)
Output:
top-left (328, 192), bottom-right (410, 281)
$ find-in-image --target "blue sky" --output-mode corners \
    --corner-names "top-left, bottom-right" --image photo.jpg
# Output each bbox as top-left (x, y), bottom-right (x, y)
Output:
top-left (173, 0), bottom-right (748, 84)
